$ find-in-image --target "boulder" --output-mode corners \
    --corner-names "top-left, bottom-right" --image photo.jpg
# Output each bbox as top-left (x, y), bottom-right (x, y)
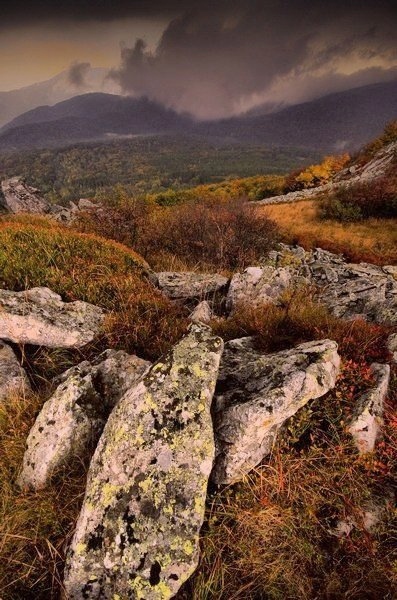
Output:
top-left (0, 177), bottom-right (50, 214)
top-left (226, 245), bottom-right (397, 324)
top-left (348, 363), bottom-right (390, 454)
top-left (64, 324), bottom-right (223, 600)
top-left (0, 340), bottom-right (30, 402)
top-left (157, 272), bottom-right (229, 302)
top-left (387, 333), bottom-right (397, 363)
top-left (212, 338), bottom-right (340, 484)
top-left (18, 350), bottom-right (150, 490)
top-left (0, 287), bottom-right (105, 348)
top-left (189, 300), bottom-right (213, 324)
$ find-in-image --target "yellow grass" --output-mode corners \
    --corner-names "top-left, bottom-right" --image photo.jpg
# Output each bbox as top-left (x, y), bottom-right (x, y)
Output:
top-left (260, 200), bottom-right (397, 265)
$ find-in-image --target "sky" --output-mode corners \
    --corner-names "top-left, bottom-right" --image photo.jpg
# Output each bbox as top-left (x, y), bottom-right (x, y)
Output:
top-left (1, 0), bottom-right (396, 118)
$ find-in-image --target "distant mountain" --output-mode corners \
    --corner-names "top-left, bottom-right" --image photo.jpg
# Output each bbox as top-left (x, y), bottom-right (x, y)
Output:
top-left (0, 67), bottom-right (119, 128)
top-left (0, 80), bottom-right (396, 152)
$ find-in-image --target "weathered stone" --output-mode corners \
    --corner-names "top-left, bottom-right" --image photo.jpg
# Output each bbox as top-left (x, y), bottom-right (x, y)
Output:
top-left (348, 363), bottom-right (390, 454)
top-left (157, 271), bottom-right (229, 302)
top-left (18, 350), bottom-right (150, 490)
top-left (0, 287), bottom-right (104, 348)
top-left (212, 338), bottom-right (340, 484)
top-left (387, 333), bottom-right (397, 363)
top-left (226, 265), bottom-right (298, 311)
top-left (189, 300), bottom-right (213, 324)
top-left (226, 244), bottom-right (397, 324)
top-left (0, 340), bottom-right (30, 402)
top-left (64, 324), bottom-right (223, 600)
top-left (0, 177), bottom-right (50, 214)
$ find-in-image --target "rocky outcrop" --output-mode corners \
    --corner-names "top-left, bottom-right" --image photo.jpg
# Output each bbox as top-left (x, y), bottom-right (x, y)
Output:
top-left (1, 177), bottom-right (50, 214)
top-left (255, 142), bottom-right (397, 205)
top-left (157, 272), bottom-right (229, 302)
top-left (0, 341), bottom-right (30, 402)
top-left (64, 324), bottom-right (223, 600)
top-left (348, 363), bottom-right (390, 454)
top-left (0, 287), bottom-right (104, 348)
top-left (226, 245), bottom-right (397, 324)
top-left (18, 350), bottom-right (150, 491)
top-left (189, 300), bottom-right (213, 324)
top-left (212, 338), bottom-right (340, 484)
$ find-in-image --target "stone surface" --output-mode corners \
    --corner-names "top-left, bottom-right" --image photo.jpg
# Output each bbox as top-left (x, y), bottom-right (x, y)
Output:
top-left (157, 271), bottom-right (229, 302)
top-left (0, 340), bottom-right (30, 402)
top-left (212, 338), bottom-right (340, 484)
top-left (0, 287), bottom-right (105, 348)
top-left (0, 177), bottom-right (50, 214)
top-left (18, 350), bottom-right (150, 491)
top-left (387, 333), bottom-right (397, 363)
top-left (226, 244), bottom-right (397, 324)
top-left (348, 363), bottom-right (390, 454)
top-left (64, 324), bottom-right (223, 600)
top-left (189, 300), bottom-right (213, 324)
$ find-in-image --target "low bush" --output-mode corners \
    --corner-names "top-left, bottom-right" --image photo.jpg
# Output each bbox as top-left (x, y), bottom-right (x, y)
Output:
top-left (319, 172), bottom-right (397, 222)
top-left (77, 197), bottom-right (280, 272)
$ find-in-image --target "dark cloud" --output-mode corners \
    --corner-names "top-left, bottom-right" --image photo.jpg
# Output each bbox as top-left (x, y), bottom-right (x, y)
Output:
top-left (67, 61), bottom-right (91, 87)
top-left (109, 0), bottom-right (397, 118)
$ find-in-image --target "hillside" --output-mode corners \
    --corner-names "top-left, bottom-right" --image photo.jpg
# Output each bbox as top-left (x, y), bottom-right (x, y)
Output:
top-left (1, 80), bottom-right (396, 152)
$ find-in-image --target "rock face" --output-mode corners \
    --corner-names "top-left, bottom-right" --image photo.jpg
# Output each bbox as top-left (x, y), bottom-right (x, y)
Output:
top-left (0, 287), bottom-right (104, 348)
top-left (18, 350), bottom-right (150, 490)
top-left (226, 245), bottom-right (397, 324)
top-left (64, 324), bottom-right (223, 600)
top-left (212, 338), bottom-right (340, 484)
top-left (0, 341), bottom-right (30, 402)
top-left (189, 300), bottom-right (213, 324)
top-left (1, 177), bottom-right (50, 214)
top-left (348, 363), bottom-right (390, 454)
top-left (157, 272), bottom-right (229, 302)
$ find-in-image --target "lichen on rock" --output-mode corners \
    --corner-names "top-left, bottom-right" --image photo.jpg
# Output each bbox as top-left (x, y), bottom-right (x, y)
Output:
top-left (64, 324), bottom-right (223, 599)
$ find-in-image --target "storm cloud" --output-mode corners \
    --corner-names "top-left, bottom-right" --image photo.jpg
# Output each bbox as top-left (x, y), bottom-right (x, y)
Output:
top-left (109, 0), bottom-right (397, 118)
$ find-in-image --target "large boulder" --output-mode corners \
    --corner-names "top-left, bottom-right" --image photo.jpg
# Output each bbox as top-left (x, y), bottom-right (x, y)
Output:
top-left (0, 177), bottom-right (50, 214)
top-left (157, 271), bottom-right (229, 302)
top-left (0, 287), bottom-right (105, 348)
top-left (64, 324), bottom-right (223, 600)
top-left (0, 340), bottom-right (30, 402)
top-left (18, 350), bottom-right (150, 490)
top-left (212, 338), bottom-right (340, 484)
top-left (226, 245), bottom-right (397, 324)
top-left (348, 363), bottom-right (390, 454)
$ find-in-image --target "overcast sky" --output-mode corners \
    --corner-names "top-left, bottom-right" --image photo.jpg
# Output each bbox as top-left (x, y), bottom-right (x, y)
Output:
top-left (1, 0), bottom-right (396, 118)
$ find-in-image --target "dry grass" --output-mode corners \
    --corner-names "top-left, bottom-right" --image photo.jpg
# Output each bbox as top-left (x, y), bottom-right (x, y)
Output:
top-left (260, 200), bottom-right (397, 265)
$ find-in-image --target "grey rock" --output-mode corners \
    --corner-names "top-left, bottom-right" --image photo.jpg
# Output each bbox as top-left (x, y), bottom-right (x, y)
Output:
top-left (157, 271), bottom-right (229, 302)
top-left (227, 245), bottom-right (397, 325)
top-left (18, 350), bottom-right (150, 491)
top-left (212, 338), bottom-right (340, 484)
top-left (387, 333), bottom-right (397, 363)
top-left (64, 324), bottom-right (223, 600)
top-left (348, 363), bottom-right (390, 454)
top-left (189, 301), bottom-right (213, 324)
top-left (1, 177), bottom-right (50, 214)
top-left (0, 287), bottom-right (105, 348)
top-left (0, 340), bottom-right (30, 402)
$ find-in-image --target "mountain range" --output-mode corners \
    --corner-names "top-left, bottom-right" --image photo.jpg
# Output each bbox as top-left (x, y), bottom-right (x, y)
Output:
top-left (0, 79), bottom-right (396, 153)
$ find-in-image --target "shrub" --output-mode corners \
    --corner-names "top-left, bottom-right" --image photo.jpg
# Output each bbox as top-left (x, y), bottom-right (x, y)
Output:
top-left (284, 154), bottom-right (350, 193)
top-left (355, 120), bottom-right (397, 165)
top-left (77, 197), bottom-right (280, 271)
top-left (319, 171), bottom-right (397, 222)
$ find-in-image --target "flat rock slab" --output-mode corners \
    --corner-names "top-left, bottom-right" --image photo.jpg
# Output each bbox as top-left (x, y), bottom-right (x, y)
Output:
top-left (64, 324), bottom-right (223, 600)
top-left (157, 272), bottom-right (229, 302)
top-left (0, 287), bottom-right (104, 348)
top-left (0, 340), bottom-right (30, 402)
top-left (18, 350), bottom-right (150, 490)
top-left (212, 338), bottom-right (340, 484)
top-left (348, 363), bottom-right (390, 454)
